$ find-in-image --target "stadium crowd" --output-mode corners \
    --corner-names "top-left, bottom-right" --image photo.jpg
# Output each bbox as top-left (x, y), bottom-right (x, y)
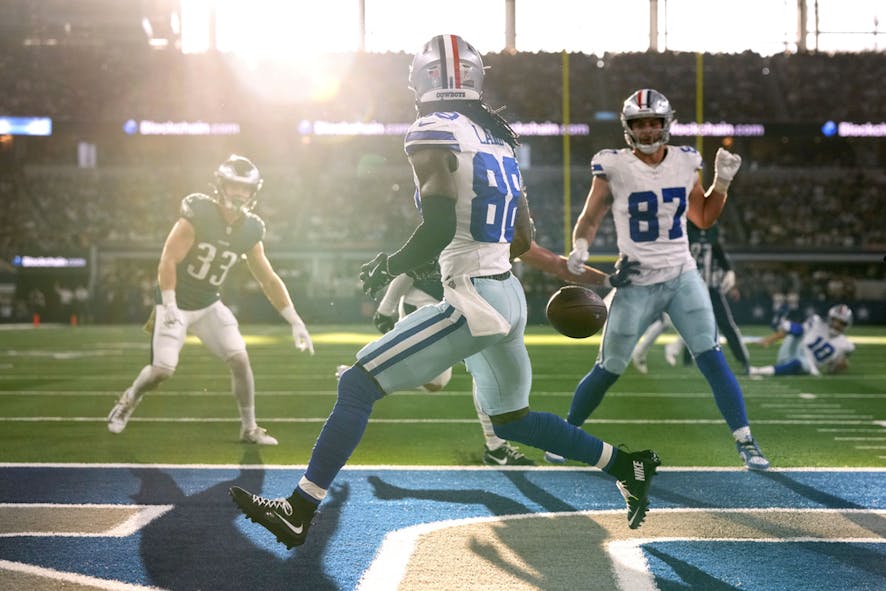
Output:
top-left (2, 44), bottom-right (885, 124)
top-left (1, 45), bottom-right (883, 324)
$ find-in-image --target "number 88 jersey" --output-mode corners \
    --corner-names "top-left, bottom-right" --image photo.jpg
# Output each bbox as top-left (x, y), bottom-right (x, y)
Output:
top-left (404, 112), bottom-right (522, 280)
top-left (173, 193), bottom-right (264, 310)
top-left (592, 146), bottom-right (702, 285)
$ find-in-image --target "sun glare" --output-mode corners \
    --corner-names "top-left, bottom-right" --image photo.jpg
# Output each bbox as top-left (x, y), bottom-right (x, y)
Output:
top-left (180, 0), bottom-right (360, 56)
top-left (180, 0), bottom-right (884, 57)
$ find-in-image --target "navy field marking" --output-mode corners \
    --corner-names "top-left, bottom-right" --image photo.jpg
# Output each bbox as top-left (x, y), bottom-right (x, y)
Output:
top-left (0, 466), bottom-right (884, 591)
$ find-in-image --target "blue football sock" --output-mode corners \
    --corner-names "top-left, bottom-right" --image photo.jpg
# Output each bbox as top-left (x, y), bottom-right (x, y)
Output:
top-left (493, 410), bottom-right (616, 470)
top-left (304, 366), bottom-right (385, 490)
top-left (567, 364), bottom-right (619, 426)
top-left (695, 348), bottom-right (749, 432)
top-left (774, 359), bottom-right (805, 375)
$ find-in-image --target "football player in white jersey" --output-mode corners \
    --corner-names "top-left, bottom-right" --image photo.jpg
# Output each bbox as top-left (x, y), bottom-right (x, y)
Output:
top-left (230, 35), bottom-right (662, 549)
top-left (566, 89), bottom-right (769, 471)
top-left (750, 304), bottom-right (855, 376)
top-left (366, 238), bottom-right (613, 467)
top-left (107, 155), bottom-right (314, 445)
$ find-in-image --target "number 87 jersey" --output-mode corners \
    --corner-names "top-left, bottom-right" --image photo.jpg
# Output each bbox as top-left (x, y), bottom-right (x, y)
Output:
top-left (404, 111), bottom-right (522, 280)
top-left (592, 146), bottom-right (702, 285)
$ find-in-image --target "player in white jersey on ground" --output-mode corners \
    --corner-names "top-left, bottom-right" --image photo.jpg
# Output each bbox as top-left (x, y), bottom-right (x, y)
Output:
top-left (230, 35), bottom-right (662, 549)
top-left (750, 304), bottom-right (854, 376)
top-left (565, 89), bottom-right (769, 471)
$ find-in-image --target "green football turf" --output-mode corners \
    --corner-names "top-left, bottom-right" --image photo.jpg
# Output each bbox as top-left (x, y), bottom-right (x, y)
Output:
top-left (1, 324), bottom-right (883, 468)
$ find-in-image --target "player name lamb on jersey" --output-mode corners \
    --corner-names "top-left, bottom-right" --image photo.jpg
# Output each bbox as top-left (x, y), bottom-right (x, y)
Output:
top-left (591, 146), bottom-right (703, 285)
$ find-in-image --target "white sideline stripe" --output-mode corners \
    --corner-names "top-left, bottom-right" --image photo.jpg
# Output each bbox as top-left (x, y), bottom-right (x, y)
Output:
top-left (762, 403), bottom-right (843, 408)
top-left (2, 416), bottom-right (886, 426)
top-left (0, 559), bottom-right (166, 590)
top-left (1, 389), bottom-right (884, 399)
top-left (834, 437), bottom-right (886, 441)
top-left (817, 428), bottom-right (886, 432)
top-left (1, 463), bottom-right (884, 473)
top-left (786, 415), bottom-right (874, 420)
top-left (0, 503), bottom-right (173, 537)
top-left (357, 509), bottom-right (886, 591)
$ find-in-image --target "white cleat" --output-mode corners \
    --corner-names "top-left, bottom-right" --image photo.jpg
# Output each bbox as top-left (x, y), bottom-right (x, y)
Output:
top-left (240, 426), bottom-right (279, 446)
top-left (543, 451), bottom-right (567, 464)
top-left (107, 388), bottom-right (141, 434)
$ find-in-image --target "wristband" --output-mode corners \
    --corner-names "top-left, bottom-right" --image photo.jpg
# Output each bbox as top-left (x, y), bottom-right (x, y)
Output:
top-left (280, 305), bottom-right (301, 325)
top-left (713, 176), bottom-right (731, 194)
top-left (573, 237), bottom-right (589, 252)
top-left (161, 290), bottom-right (176, 306)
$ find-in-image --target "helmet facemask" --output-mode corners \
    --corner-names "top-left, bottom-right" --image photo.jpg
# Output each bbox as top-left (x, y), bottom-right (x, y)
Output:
top-left (621, 89), bottom-right (674, 154)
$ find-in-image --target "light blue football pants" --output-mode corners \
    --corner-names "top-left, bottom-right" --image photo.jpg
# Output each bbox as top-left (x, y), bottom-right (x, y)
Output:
top-left (356, 274), bottom-right (531, 416)
top-left (601, 269), bottom-right (718, 373)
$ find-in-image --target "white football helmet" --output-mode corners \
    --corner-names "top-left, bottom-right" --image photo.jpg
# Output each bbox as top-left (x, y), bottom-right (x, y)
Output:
top-left (409, 34), bottom-right (484, 104)
top-left (827, 304), bottom-right (852, 336)
top-left (621, 89), bottom-right (674, 154)
top-left (213, 154), bottom-right (263, 214)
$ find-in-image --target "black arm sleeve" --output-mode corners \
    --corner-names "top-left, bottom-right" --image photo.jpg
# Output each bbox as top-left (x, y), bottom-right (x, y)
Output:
top-left (386, 195), bottom-right (456, 276)
top-left (712, 242), bottom-right (732, 272)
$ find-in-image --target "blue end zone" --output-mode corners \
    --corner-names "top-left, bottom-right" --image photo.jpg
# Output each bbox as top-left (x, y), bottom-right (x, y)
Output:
top-left (1, 467), bottom-right (884, 590)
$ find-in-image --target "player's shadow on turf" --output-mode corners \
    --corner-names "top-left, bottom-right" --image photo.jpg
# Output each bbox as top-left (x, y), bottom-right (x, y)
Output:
top-left (756, 470), bottom-right (886, 541)
top-left (644, 546), bottom-right (744, 591)
top-left (368, 472), bottom-right (622, 589)
top-left (131, 448), bottom-right (347, 591)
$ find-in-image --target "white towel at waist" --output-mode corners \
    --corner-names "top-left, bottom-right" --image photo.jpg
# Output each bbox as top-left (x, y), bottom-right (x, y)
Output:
top-left (442, 274), bottom-right (510, 337)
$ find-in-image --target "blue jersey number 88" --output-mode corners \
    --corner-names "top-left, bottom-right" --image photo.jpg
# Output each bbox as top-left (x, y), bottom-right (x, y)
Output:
top-left (470, 152), bottom-right (522, 243)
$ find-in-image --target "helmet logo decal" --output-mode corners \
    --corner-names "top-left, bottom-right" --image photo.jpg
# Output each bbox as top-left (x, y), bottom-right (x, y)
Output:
top-left (437, 34), bottom-right (462, 90)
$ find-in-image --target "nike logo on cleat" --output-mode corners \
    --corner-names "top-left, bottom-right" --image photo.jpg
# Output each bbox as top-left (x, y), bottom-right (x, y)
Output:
top-left (486, 454), bottom-right (508, 465)
top-left (633, 460), bottom-right (646, 481)
top-left (275, 514), bottom-right (304, 536)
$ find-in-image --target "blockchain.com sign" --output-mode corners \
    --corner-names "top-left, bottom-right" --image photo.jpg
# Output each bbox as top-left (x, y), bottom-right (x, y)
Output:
top-left (122, 119), bottom-right (241, 136)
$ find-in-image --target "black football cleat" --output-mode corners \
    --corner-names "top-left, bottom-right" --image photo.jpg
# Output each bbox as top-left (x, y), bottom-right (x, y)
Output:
top-left (229, 486), bottom-right (316, 549)
top-left (615, 449), bottom-right (661, 529)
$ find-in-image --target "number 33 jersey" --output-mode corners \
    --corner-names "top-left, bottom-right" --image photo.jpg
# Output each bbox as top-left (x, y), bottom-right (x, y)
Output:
top-left (174, 193), bottom-right (265, 310)
top-left (404, 112), bottom-right (523, 280)
top-left (592, 146), bottom-right (702, 285)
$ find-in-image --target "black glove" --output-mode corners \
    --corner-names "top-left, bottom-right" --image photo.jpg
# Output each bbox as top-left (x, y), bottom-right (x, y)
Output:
top-left (372, 311), bottom-right (396, 334)
top-left (406, 257), bottom-right (441, 283)
top-left (360, 253), bottom-right (394, 298)
top-left (608, 255), bottom-right (641, 288)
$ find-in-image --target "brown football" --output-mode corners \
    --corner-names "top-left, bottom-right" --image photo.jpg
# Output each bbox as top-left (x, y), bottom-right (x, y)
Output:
top-left (545, 286), bottom-right (608, 339)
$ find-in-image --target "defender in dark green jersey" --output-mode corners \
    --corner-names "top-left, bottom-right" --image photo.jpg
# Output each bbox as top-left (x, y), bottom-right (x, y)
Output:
top-left (108, 155), bottom-right (314, 444)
